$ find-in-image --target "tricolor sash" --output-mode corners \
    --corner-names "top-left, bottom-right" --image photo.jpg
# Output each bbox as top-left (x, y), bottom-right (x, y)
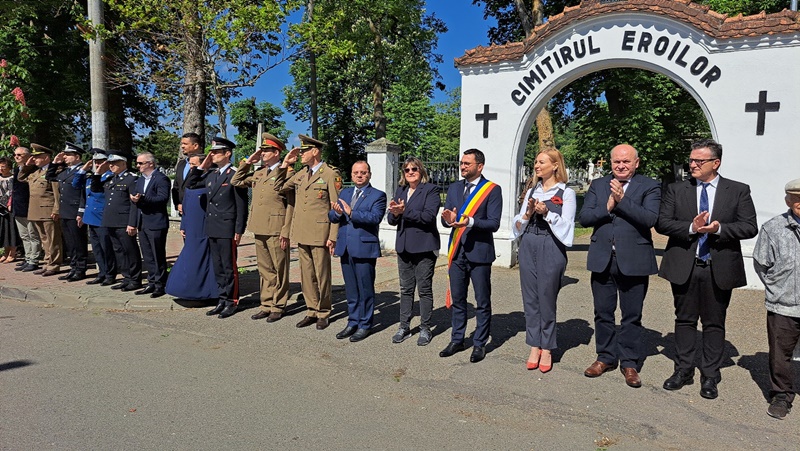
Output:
top-left (445, 178), bottom-right (499, 308)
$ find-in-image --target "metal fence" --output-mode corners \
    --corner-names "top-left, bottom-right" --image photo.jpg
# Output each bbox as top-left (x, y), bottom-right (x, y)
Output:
top-left (424, 160), bottom-right (459, 194)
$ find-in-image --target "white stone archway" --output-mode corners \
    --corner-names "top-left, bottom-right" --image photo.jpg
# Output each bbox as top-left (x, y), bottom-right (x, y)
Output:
top-left (455, 0), bottom-right (800, 287)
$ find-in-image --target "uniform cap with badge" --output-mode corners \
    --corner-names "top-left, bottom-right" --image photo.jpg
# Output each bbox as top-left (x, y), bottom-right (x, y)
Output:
top-left (90, 148), bottom-right (108, 160)
top-left (107, 149), bottom-right (133, 163)
top-left (210, 136), bottom-right (236, 152)
top-left (298, 134), bottom-right (326, 152)
top-left (63, 142), bottom-right (85, 155)
top-left (30, 143), bottom-right (54, 156)
top-left (260, 132), bottom-right (286, 151)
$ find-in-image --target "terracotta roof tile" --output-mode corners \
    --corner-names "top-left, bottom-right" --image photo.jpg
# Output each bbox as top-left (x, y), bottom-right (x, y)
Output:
top-left (455, 0), bottom-right (800, 67)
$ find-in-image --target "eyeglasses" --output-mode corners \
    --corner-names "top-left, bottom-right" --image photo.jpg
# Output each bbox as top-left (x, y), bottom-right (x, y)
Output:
top-left (136, 161), bottom-right (148, 166)
top-left (688, 158), bottom-right (717, 166)
top-left (459, 161), bottom-right (475, 167)
top-left (13, 153), bottom-right (26, 157)
top-left (404, 167), bottom-right (419, 173)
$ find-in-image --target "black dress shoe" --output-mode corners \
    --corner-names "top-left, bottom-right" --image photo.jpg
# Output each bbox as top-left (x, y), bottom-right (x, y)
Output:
top-left (86, 277), bottom-right (105, 285)
top-left (218, 303), bottom-right (237, 318)
top-left (101, 279), bottom-right (117, 286)
top-left (207, 301), bottom-right (226, 316)
top-left (663, 370), bottom-right (694, 391)
top-left (700, 376), bottom-right (719, 399)
top-left (58, 271), bottom-right (76, 281)
top-left (16, 260), bottom-right (26, 267)
top-left (15, 263), bottom-right (31, 271)
top-left (68, 273), bottom-right (87, 282)
top-left (251, 311), bottom-right (270, 320)
top-left (150, 289), bottom-right (166, 298)
top-left (469, 346), bottom-right (486, 363)
top-left (135, 285), bottom-right (156, 295)
top-left (110, 283), bottom-right (128, 290)
top-left (349, 328), bottom-right (370, 342)
top-left (336, 326), bottom-right (357, 339)
top-left (296, 316), bottom-right (316, 328)
top-left (439, 341), bottom-right (466, 358)
top-left (121, 284), bottom-right (143, 292)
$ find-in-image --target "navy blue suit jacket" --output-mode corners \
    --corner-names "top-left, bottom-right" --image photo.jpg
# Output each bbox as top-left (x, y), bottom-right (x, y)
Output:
top-left (579, 173), bottom-right (661, 276)
top-left (387, 182), bottom-right (441, 254)
top-left (11, 165), bottom-right (30, 218)
top-left (187, 166), bottom-right (248, 238)
top-left (50, 163), bottom-right (85, 219)
top-left (329, 184), bottom-right (387, 259)
top-left (441, 177), bottom-right (502, 264)
top-left (133, 169), bottom-right (171, 230)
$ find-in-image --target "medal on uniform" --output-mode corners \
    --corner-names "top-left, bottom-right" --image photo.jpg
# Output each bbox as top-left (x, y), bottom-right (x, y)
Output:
top-left (317, 190), bottom-right (323, 199)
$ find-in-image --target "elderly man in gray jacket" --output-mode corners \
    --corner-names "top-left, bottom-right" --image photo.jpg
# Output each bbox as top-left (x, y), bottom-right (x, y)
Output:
top-left (753, 177), bottom-right (800, 420)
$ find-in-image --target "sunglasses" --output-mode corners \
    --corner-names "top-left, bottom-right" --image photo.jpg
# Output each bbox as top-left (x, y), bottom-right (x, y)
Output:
top-left (404, 167), bottom-right (419, 173)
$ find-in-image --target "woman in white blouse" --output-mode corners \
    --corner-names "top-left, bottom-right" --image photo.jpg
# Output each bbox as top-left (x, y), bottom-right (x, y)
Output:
top-left (511, 149), bottom-right (576, 373)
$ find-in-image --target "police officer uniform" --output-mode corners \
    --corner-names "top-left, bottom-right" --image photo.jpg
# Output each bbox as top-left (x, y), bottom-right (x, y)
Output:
top-left (92, 152), bottom-right (142, 291)
top-left (76, 151), bottom-right (117, 285)
top-left (187, 137), bottom-right (248, 317)
top-left (231, 133), bottom-right (295, 320)
top-left (275, 135), bottom-right (341, 326)
top-left (17, 143), bottom-right (63, 276)
top-left (50, 142), bottom-right (88, 281)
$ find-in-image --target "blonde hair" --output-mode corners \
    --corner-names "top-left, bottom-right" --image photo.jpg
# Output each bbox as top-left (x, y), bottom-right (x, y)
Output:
top-left (398, 157), bottom-right (431, 186)
top-left (533, 149), bottom-right (568, 185)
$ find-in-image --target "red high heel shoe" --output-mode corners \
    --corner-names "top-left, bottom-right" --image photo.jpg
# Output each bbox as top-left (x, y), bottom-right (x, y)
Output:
top-left (526, 348), bottom-right (541, 370)
top-left (539, 352), bottom-right (552, 373)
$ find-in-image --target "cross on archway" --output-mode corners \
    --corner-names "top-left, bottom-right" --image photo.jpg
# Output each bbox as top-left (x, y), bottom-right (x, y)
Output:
top-left (745, 90), bottom-right (780, 136)
top-left (475, 104), bottom-right (498, 139)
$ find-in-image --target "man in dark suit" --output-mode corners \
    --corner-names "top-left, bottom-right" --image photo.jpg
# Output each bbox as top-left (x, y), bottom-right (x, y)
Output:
top-left (92, 152), bottom-right (142, 291)
top-left (50, 142), bottom-right (89, 281)
top-left (172, 132), bottom-right (202, 216)
top-left (130, 152), bottom-right (171, 298)
top-left (579, 144), bottom-right (661, 388)
top-left (657, 139), bottom-right (757, 399)
top-left (187, 137), bottom-right (248, 319)
top-left (329, 161), bottom-right (387, 342)
top-left (439, 148), bottom-right (502, 363)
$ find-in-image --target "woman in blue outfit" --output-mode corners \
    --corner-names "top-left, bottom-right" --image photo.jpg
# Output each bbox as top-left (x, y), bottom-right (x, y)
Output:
top-left (74, 151), bottom-right (117, 285)
top-left (511, 149), bottom-right (575, 373)
top-left (387, 158), bottom-right (441, 346)
top-left (165, 154), bottom-right (218, 300)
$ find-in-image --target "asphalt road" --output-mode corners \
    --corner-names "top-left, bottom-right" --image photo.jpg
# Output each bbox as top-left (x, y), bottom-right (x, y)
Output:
top-left (2, 242), bottom-right (799, 450)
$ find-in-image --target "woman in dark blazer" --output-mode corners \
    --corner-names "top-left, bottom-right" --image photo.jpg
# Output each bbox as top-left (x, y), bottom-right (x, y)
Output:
top-left (387, 158), bottom-right (441, 346)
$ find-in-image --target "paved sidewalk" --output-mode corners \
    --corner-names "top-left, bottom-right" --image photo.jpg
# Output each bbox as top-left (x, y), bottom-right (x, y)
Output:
top-left (0, 220), bottom-right (433, 311)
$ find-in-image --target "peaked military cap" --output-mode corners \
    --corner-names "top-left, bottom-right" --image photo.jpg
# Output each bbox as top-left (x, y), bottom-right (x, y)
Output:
top-left (30, 143), bottom-right (54, 156)
top-left (210, 136), bottom-right (236, 151)
top-left (107, 149), bottom-right (132, 162)
top-left (90, 148), bottom-right (108, 160)
top-left (298, 134), bottom-right (326, 149)
top-left (63, 142), bottom-right (85, 155)
top-left (260, 132), bottom-right (286, 151)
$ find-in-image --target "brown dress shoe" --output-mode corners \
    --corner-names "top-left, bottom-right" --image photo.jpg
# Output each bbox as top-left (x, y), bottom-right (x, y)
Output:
top-left (266, 312), bottom-right (282, 323)
top-left (622, 367), bottom-right (642, 388)
top-left (316, 317), bottom-right (329, 330)
top-left (296, 316), bottom-right (316, 328)
top-left (251, 311), bottom-right (270, 320)
top-left (41, 270), bottom-right (59, 277)
top-left (584, 360), bottom-right (617, 377)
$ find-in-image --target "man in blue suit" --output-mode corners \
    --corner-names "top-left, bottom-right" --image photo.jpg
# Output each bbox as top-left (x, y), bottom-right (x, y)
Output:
top-left (439, 148), bottom-right (502, 363)
top-left (579, 144), bottom-right (661, 388)
top-left (130, 152), bottom-right (171, 298)
top-left (329, 161), bottom-right (387, 342)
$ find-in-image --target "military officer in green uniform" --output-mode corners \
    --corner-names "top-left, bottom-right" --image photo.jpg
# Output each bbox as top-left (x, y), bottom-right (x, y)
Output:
top-left (275, 135), bottom-right (342, 330)
top-left (232, 132), bottom-right (295, 323)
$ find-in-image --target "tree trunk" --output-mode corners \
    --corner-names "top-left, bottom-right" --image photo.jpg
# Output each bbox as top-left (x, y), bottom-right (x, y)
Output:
top-left (367, 17), bottom-right (386, 139)
top-left (181, 10), bottom-right (206, 146)
top-left (107, 86), bottom-right (133, 154)
top-left (308, 0), bottom-right (319, 138)
top-left (513, 0), bottom-right (534, 37)
top-left (211, 74), bottom-right (227, 140)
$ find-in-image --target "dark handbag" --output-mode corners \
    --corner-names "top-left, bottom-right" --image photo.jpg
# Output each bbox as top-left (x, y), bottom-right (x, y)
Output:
top-left (0, 204), bottom-right (8, 217)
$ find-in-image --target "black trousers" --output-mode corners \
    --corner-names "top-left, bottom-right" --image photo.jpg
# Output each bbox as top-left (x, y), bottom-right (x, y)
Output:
top-left (448, 248), bottom-right (492, 348)
top-left (107, 227), bottom-right (142, 286)
top-left (61, 218), bottom-right (87, 273)
top-left (209, 237), bottom-right (238, 304)
top-left (767, 311), bottom-right (800, 403)
top-left (88, 225), bottom-right (116, 280)
top-left (671, 262), bottom-right (731, 380)
top-left (139, 227), bottom-right (168, 289)
top-left (591, 254), bottom-right (649, 370)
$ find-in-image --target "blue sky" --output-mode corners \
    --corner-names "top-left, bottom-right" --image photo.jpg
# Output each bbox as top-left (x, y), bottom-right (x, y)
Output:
top-left (234, 0), bottom-right (496, 148)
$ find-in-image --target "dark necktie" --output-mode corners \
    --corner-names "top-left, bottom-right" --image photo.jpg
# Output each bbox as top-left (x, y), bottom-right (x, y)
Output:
top-left (697, 182), bottom-right (711, 261)
top-left (351, 188), bottom-right (361, 206)
top-left (463, 182), bottom-right (472, 200)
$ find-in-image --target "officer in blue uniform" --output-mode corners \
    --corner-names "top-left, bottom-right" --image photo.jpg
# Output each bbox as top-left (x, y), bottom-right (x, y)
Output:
top-left (91, 151), bottom-right (142, 291)
top-left (75, 150), bottom-right (117, 285)
top-left (49, 142), bottom-right (88, 281)
top-left (187, 137), bottom-right (248, 318)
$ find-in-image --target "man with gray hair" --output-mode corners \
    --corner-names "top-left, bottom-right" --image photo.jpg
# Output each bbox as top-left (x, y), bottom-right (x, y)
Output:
top-left (752, 178), bottom-right (800, 419)
top-left (11, 146), bottom-right (43, 271)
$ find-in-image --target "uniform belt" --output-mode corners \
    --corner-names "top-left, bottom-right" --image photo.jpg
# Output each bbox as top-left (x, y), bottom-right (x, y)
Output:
top-left (694, 258), bottom-right (710, 267)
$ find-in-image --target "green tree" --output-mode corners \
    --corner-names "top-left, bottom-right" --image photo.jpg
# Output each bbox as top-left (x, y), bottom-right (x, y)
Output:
top-left (134, 130), bottom-right (181, 169)
top-left (229, 98), bottom-right (292, 151)
top-left (105, 0), bottom-right (299, 142)
top-left (0, 59), bottom-right (34, 152)
top-left (419, 87), bottom-right (461, 162)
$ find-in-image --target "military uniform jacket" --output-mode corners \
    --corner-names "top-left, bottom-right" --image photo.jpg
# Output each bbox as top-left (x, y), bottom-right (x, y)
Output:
top-left (187, 165), bottom-right (248, 239)
top-left (50, 163), bottom-right (86, 219)
top-left (231, 161), bottom-right (295, 237)
top-left (91, 170), bottom-right (139, 228)
top-left (17, 164), bottom-right (60, 221)
top-left (275, 162), bottom-right (341, 246)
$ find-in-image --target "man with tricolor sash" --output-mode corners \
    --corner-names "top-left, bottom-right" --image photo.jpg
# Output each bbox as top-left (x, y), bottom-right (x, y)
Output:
top-left (439, 148), bottom-right (502, 363)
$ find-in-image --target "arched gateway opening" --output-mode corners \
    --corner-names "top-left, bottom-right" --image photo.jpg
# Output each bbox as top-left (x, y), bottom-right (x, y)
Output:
top-left (455, 0), bottom-right (800, 286)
